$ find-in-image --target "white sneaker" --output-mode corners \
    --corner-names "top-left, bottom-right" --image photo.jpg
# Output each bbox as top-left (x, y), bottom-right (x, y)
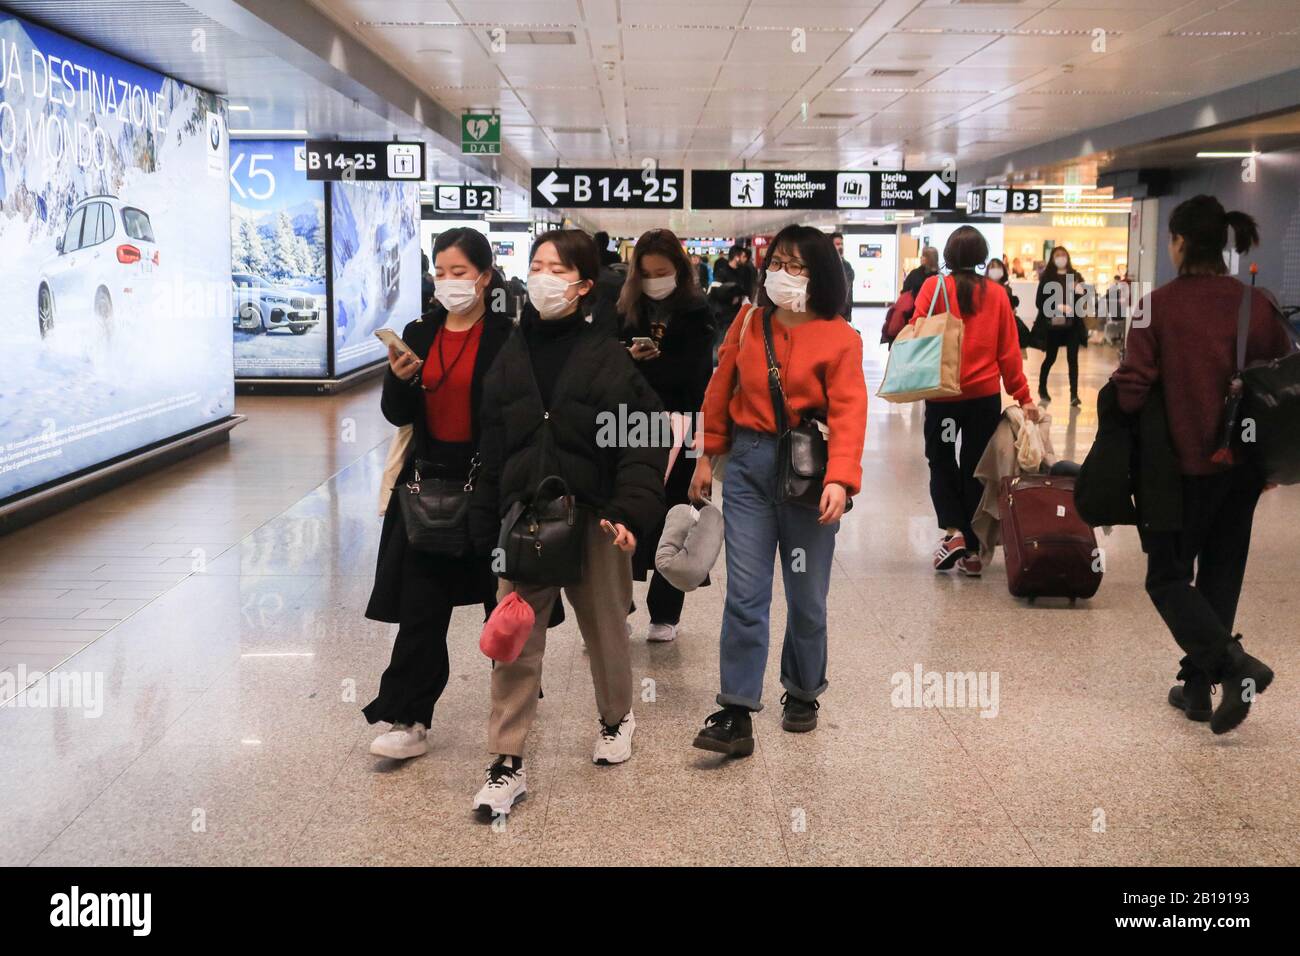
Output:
top-left (369, 722), bottom-right (428, 760)
top-left (647, 622), bottom-right (678, 643)
top-left (592, 711), bottom-right (635, 765)
top-left (472, 757), bottom-right (527, 816)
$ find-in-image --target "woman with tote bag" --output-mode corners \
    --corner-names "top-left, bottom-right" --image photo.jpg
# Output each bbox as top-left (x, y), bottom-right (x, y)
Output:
top-left (908, 227), bottom-right (1041, 576)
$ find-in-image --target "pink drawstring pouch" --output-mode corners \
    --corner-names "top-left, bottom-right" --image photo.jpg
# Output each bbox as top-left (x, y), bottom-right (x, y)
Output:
top-left (480, 592), bottom-right (535, 663)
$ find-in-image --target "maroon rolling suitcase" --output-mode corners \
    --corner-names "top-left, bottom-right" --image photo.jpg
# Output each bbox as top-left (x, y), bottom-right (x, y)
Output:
top-left (1000, 475), bottom-right (1102, 604)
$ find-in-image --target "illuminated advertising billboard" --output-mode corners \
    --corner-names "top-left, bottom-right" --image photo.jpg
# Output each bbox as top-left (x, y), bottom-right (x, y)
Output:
top-left (331, 179), bottom-right (420, 376)
top-left (229, 140), bottom-right (328, 377)
top-left (0, 13), bottom-right (234, 502)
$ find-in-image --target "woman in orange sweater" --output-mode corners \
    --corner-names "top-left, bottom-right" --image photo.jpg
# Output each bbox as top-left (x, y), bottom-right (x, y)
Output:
top-left (913, 226), bottom-right (1040, 576)
top-left (687, 225), bottom-right (867, 756)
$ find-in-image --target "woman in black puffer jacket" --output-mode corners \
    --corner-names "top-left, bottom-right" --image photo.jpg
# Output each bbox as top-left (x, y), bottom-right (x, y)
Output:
top-left (468, 229), bottom-right (667, 818)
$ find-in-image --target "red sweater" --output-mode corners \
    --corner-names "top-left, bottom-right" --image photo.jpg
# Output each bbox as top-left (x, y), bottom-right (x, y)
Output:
top-left (1112, 275), bottom-right (1293, 475)
top-left (911, 274), bottom-right (1031, 405)
top-left (701, 305), bottom-right (867, 494)
top-left (422, 321), bottom-right (483, 443)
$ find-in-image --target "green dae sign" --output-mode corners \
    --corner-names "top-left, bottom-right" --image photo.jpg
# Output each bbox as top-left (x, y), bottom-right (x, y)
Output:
top-left (461, 113), bottom-right (501, 155)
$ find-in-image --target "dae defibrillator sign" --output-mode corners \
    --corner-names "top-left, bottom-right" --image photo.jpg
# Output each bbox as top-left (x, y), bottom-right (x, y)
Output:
top-left (461, 113), bottom-right (501, 155)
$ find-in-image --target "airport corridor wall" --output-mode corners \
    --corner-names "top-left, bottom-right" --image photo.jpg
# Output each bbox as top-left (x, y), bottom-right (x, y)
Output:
top-left (1156, 148), bottom-right (1300, 304)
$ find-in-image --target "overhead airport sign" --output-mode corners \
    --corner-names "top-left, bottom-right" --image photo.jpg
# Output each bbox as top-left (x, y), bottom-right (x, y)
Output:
top-left (690, 169), bottom-right (957, 211)
top-left (530, 167), bottom-right (685, 209)
top-left (304, 140), bottom-right (425, 181)
top-left (434, 183), bottom-right (500, 212)
top-left (966, 186), bottom-right (1042, 215)
top-left (461, 112), bottom-right (501, 154)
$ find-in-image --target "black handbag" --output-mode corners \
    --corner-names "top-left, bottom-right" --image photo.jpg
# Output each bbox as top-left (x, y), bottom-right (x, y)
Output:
top-left (759, 309), bottom-right (851, 512)
top-left (396, 456), bottom-right (478, 556)
top-left (1233, 284), bottom-right (1300, 484)
top-left (496, 475), bottom-right (589, 586)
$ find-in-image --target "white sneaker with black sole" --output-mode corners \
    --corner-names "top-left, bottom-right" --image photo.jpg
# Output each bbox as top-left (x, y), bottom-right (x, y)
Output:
top-left (369, 722), bottom-right (428, 760)
top-left (592, 711), bottom-right (635, 765)
top-left (472, 757), bottom-right (527, 816)
top-left (647, 622), bottom-right (678, 643)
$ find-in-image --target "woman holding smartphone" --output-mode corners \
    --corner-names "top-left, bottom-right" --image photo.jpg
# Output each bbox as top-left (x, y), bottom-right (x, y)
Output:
top-left (468, 229), bottom-right (667, 816)
top-left (688, 224), bottom-right (867, 756)
top-left (363, 228), bottom-right (513, 759)
top-left (619, 228), bottom-right (715, 642)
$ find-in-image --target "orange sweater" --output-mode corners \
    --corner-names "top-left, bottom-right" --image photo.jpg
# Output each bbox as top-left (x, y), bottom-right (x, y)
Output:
top-left (912, 274), bottom-right (1031, 405)
top-left (701, 305), bottom-right (867, 495)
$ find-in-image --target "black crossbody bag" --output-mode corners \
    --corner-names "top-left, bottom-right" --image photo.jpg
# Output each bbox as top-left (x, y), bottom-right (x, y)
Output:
top-left (496, 475), bottom-right (589, 586)
top-left (1227, 283), bottom-right (1300, 484)
top-left (759, 309), bottom-right (851, 512)
top-left (397, 455), bottom-right (478, 556)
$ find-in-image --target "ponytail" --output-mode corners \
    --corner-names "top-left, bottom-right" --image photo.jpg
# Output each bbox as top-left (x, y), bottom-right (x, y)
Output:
top-left (1225, 209), bottom-right (1260, 255)
top-left (1168, 195), bottom-right (1259, 275)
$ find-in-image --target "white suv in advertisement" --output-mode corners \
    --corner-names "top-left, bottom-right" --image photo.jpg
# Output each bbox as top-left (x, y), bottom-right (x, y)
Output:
top-left (232, 272), bottom-right (322, 335)
top-left (38, 195), bottom-right (158, 339)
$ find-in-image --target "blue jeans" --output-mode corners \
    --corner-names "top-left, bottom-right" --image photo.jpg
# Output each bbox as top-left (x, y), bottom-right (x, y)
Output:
top-left (718, 428), bottom-right (838, 711)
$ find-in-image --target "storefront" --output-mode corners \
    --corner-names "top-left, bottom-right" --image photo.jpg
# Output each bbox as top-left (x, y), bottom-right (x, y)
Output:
top-left (1002, 212), bottom-right (1130, 286)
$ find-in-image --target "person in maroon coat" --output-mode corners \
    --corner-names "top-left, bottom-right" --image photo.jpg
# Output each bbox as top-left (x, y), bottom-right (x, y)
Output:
top-left (1112, 195), bottom-right (1292, 734)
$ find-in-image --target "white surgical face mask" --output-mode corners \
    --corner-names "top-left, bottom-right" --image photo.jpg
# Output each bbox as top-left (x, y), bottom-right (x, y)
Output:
top-left (1053, 256), bottom-right (1068, 270)
top-left (642, 274), bottom-right (677, 301)
top-left (764, 269), bottom-right (809, 312)
top-left (433, 277), bottom-right (481, 315)
top-left (528, 272), bottom-right (581, 318)
top-left (986, 267), bottom-right (1005, 282)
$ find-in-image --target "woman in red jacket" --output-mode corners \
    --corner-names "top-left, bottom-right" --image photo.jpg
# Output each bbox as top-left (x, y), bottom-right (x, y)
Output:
top-left (687, 225), bottom-right (867, 756)
top-left (1112, 195), bottom-right (1290, 734)
top-left (913, 226), bottom-right (1041, 576)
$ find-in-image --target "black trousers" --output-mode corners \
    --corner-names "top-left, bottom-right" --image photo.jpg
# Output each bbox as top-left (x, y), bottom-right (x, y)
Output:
top-left (1142, 466), bottom-right (1264, 680)
top-left (923, 394), bottom-right (1002, 550)
top-left (646, 571), bottom-right (685, 625)
top-left (1039, 333), bottom-right (1079, 398)
top-left (363, 549), bottom-right (485, 727)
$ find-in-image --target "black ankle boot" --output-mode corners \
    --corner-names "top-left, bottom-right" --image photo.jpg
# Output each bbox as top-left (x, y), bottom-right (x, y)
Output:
top-left (780, 692), bottom-right (820, 732)
top-left (1168, 670), bottom-right (1212, 722)
top-left (692, 706), bottom-right (754, 757)
top-left (1211, 638), bottom-right (1274, 735)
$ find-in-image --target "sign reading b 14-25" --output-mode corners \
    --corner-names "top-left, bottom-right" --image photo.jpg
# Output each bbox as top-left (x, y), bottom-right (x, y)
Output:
top-left (304, 140), bottom-right (425, 181)
top-left (531, 167), bottom-right (685, 209)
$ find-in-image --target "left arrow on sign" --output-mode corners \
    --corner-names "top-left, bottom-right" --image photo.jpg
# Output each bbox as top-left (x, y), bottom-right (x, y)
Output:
top-left (537, 170), bottom-right (570, 205)
top-left (918, 173), bottom-right (952, 209)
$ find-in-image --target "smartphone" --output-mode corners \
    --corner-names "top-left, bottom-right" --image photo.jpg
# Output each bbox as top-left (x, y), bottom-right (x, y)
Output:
top-left (631, 336), bottom-right (656, 351)
top-left (375, 328), bottom-right (418, 360)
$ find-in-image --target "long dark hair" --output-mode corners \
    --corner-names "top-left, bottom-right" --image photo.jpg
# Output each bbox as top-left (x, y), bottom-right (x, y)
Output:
top-left (755, 224), bottom-right (846, 319)
top-left (943, 225), bottom-right (990, 316)
top-left (430, 226), bottom-right (507, 317)
top-left (1168, 194), bottom-right (1260, 275)
top-left (617, 227), bottom-right (699, 320)
top-left (1041, 245), bottom-right (1074, 283)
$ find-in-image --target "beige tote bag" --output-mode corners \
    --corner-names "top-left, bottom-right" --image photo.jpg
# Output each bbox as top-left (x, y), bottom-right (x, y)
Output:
top-left (877, 275), bottom-right (964, 404)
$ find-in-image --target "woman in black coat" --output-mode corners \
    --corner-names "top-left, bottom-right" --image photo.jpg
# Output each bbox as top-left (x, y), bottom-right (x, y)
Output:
top-left (617, 228), bottom-right (715, 642)
top-left (467, 229), bottom-right (667, 816)
top-left (1032, 245), bottom-right (1089, 407)
top-left (986, 257), bottom-right (1029, 357)
top-left (363, 227), bottom-right (514, 760)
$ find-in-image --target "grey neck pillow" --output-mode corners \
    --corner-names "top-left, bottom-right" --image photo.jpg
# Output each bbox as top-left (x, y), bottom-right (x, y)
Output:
top-left (654, 502), bottom-right (724, 592)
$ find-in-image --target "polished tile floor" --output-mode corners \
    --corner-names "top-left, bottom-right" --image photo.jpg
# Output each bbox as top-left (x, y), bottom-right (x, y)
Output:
top-left (1, 310), bottom-right (1296, 866)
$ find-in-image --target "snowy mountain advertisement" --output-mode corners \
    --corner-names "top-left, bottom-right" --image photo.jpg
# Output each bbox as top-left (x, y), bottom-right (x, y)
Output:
top-left (0, 13), bottom-right (234, 503)
top-left (229, 139), bottom-right (328, 377)
top-left (330, 178), bottom-right (420, 375)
